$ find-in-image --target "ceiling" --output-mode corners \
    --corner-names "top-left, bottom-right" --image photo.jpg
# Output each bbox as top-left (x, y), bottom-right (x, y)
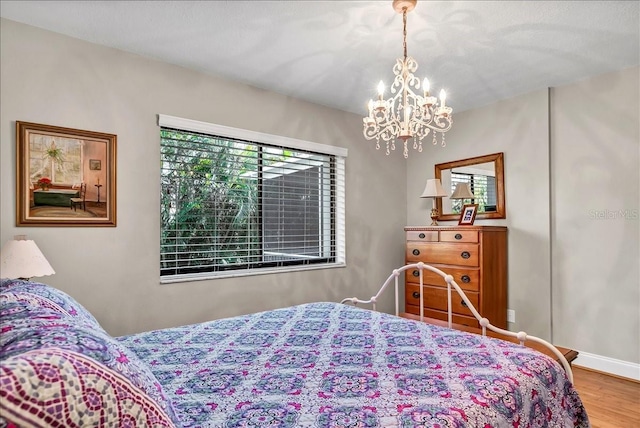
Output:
top-left (1, 1), bottom-right (638, 115)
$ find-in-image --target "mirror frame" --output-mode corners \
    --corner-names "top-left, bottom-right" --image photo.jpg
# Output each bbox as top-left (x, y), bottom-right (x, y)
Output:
top-left (435, 152), bottom-right (505, 221)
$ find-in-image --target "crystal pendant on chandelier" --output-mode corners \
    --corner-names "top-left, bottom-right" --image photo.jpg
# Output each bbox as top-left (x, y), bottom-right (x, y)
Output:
top-left (363, 0), bottom-right (453, 158)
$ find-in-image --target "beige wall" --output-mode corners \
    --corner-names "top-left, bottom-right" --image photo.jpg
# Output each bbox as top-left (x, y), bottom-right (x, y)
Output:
top-left (407, 89), bottom-right (553, 339)
top-left (407, 67), bottom-right (640, 366)
top-left (551, 67), bottom-right (639, 364)
top-left (0, 19), bottom-right (407, 336)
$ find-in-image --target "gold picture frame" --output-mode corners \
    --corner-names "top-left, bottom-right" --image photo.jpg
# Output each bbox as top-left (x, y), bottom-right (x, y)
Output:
top-left (16, 121), bottom-right (117, 227)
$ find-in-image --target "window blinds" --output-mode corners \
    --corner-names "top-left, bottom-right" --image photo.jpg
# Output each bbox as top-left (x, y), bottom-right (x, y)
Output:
top-left (451, 172), bottom-right (497, 210)
top-left (158, 116), bottom-right (346, 280)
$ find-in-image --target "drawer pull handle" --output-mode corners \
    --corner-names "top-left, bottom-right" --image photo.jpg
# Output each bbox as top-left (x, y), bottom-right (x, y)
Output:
top-left (412, 291), bottom-right (420, 299)
top-left (455, 233), bottom-right (463, 240)
top-left (461, 300), bottom-right (468, 308)
top-left (418, 233), bottom-right (426, 239)
top-left (412, 270), bottom-right (420, 277)
top-left (461, 251), bottom-right (471, 259)
top-left (461, 275), bottom-right (471, 283)
top-left (412, 249), bottom-right (420, 256)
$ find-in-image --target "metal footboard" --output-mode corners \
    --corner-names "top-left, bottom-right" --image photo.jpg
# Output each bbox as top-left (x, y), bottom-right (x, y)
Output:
top-left (341, 262), bottom-right (574, 382)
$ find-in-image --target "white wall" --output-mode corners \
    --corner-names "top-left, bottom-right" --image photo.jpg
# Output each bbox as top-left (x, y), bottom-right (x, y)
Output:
top-left (0, 19), bottom-right (407, 336)
top-left (407, 67), bottom-right (640, 372)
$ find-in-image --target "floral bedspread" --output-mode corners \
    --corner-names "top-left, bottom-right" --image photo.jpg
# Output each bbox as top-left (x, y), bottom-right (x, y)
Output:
top-left (118, 302), bottom-right (589, 428)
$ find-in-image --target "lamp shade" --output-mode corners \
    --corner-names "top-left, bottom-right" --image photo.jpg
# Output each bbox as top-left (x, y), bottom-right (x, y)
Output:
top-left (0, 236), bottom-right (55, 279)
top-left (420, 179), bottom-right (448, 198)
top-left (450, 182), bottom-right (475, 199)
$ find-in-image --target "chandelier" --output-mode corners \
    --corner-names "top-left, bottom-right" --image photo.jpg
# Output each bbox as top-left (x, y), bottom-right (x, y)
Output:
top-left (363, 0), bottom-right (452, 158)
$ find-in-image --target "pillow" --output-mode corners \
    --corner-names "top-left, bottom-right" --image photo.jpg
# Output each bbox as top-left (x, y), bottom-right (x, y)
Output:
top-left (0, 301), bottom-right (82, 348)
top-left (0, 347), bottom-right (176, 428)
top-left (1, 299), bottom-right (99, 340)
top-left (0, 303), bottom-right (178, 424)
top-left (0, 303), bottom-right (175, 424)
top-left (0, 279), bottom-right (103, 332)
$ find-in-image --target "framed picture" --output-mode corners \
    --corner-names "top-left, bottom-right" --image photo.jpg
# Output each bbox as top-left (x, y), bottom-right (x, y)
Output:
top-left (16, 121), bottom-right (117, 227)
top-left (89, 159), bottom-right (101, 170)
top-left (459, 204), bottom-right (478, 226)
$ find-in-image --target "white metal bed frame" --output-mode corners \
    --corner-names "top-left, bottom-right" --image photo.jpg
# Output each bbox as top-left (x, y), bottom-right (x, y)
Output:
top-left (341, 262), bottom-right (574, 382)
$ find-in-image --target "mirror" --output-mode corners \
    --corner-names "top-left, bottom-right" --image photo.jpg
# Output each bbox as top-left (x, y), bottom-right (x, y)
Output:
top-left (435, 152), bottom-right (505, 220)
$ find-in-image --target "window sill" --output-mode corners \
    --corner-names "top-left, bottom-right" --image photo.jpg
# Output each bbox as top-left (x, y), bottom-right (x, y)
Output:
top-left (160, 262), bottom-right (346, 284)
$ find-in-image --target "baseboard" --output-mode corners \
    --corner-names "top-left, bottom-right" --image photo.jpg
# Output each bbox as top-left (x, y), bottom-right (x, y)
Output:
top-left (573, 351), bottom-right (640, 381)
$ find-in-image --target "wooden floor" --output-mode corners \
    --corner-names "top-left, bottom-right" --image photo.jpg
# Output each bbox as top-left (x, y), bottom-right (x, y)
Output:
top-left (572, 367), bottom-right (640, 427)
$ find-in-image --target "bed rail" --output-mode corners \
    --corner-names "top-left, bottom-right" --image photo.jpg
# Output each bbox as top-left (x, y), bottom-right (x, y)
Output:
top-left (341, 262), bottom-right (574, 382)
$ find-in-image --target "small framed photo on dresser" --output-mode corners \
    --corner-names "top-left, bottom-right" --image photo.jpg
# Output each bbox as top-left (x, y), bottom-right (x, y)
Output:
top-left (459, 204), bottom-right (478, 226)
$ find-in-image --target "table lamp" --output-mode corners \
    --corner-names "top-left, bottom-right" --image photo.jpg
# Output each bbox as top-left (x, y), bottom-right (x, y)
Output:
top-left (450, 182), bottom-right (476, 223)
top-left (420, 179), bottom-right (448, 225)
top-left (0, 235), bottom-right (55, 280)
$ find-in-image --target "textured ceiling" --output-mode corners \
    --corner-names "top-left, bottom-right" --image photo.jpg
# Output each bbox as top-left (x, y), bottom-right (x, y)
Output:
top-left (1, 1), bottom-right (638, 115)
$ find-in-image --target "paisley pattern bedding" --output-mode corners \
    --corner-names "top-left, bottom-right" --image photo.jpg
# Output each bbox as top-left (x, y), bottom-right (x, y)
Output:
top-left (1, 348), bottom-right (175, 427)
top-left (118, 302), bottom-right (589, 427)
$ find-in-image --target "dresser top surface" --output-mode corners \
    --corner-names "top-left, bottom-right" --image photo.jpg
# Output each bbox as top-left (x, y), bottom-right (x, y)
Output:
top-left (405, 225), bottom-right (507, 232)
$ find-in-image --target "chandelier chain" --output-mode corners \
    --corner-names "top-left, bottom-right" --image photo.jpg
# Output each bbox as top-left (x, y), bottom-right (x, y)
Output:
top-left (402, 8), bottom-right (408, 60)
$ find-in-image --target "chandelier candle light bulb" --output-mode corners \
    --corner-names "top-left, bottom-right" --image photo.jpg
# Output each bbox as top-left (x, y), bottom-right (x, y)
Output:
top-left (363, 0), bottom-right (453, 158)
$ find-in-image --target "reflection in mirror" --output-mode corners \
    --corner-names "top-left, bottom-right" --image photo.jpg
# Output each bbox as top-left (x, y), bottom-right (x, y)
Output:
top-left (435, 153), bottom-right (505, 220)
top-left (441, 161), bottom-right (496, 213)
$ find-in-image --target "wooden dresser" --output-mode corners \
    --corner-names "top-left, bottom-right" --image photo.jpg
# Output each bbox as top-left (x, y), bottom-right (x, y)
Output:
top-left (404, 226), bottom-right (508, 328)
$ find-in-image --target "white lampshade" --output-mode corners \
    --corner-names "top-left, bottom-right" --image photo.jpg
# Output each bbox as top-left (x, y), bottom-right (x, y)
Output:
top-left (420, 179), bottom-right (448, 198)
top-left (0, 235), bottom-right (55, 279)
top-left (450, 182), bottom-right (475, 199)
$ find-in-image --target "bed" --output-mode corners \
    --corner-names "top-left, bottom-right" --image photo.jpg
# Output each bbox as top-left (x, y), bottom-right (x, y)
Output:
top-left (0, 263), bottom-right (590, 427)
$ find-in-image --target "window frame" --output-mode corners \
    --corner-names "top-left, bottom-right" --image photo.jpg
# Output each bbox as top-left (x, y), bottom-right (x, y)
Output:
top-left (158, 114), bottom-right (347, 283)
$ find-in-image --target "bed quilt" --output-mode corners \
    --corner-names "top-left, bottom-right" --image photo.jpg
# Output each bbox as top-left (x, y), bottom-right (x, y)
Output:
top-left (118, 302), bottom-right (589, 428)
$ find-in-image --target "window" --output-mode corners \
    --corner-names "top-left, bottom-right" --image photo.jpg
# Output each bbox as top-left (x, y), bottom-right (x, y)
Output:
top-left (29, 137), bottom-right (82, 185)
top-left (159, 115), bottom-right (347, 282)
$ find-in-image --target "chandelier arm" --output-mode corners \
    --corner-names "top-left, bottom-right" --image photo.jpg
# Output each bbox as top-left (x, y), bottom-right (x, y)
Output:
top-left (364, 108), bottom-right (403, 142)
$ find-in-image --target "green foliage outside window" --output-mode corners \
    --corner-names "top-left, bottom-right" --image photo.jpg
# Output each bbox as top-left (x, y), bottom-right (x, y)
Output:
top-left (161, 129), bottom-right (260, 273)
top-left (160, 129), bottom-right (316, 276)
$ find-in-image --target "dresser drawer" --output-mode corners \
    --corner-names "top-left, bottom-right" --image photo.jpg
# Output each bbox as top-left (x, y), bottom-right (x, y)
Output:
top-left (440, 230), bottom-right (478, 243)
top-left (404, 305), bottom-right (478, 327)
top-left (406, 243), bottom-right (479, 267)
top-left (406, 230), bottom-right (439, 242)
top-left (405, 284), bottom-right (479, 318)
top-left (405, 266), bottom-right (480, 292)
